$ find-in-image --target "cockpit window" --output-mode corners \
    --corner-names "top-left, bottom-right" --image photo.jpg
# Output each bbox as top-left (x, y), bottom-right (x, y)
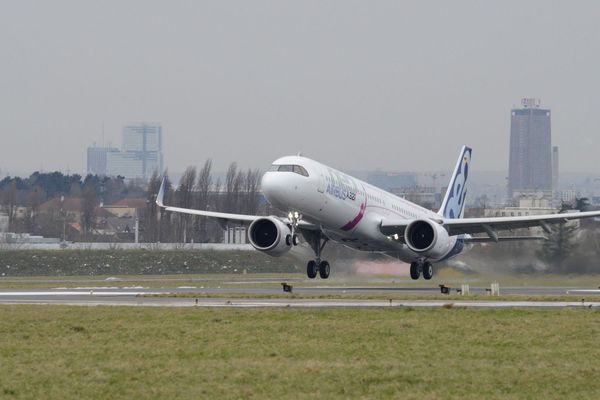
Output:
top-left (278, 165), bottom-right (294, 172)
top-left (269, 164), bottom-right (309, 177)
top-left (292, 165), bottom-right (309, 177)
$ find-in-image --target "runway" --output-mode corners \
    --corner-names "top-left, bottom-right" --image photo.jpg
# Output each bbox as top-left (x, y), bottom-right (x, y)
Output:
top-left (0, 285), bottom-right (599, 308)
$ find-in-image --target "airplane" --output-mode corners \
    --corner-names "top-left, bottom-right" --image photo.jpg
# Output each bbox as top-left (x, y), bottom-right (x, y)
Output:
top-left (156, 146), bottom-right (600, 280)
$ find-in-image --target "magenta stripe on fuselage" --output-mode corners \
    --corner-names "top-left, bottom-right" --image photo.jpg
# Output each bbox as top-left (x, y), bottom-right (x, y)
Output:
top-left (340, 202), bottom-right (366, 231)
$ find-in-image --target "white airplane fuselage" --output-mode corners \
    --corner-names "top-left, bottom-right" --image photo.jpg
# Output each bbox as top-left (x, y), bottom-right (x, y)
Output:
top-left (262, 155), bottom-right (466, 263)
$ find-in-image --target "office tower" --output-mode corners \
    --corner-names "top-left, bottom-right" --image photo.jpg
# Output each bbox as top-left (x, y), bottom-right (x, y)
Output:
top-left (508, 99), bottom-right (552, 197)
top-left (105, 123), bottom-right (164, 181)
top-left (87, 146), bottom-right (118, 176)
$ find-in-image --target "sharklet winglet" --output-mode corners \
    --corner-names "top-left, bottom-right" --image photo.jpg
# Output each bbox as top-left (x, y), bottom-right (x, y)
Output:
top-left (156, 177), bottom-right (166, 207)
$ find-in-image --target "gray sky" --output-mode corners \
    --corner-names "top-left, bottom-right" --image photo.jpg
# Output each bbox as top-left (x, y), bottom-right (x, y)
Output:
top-left (1, 1), bottom-right (599, 176)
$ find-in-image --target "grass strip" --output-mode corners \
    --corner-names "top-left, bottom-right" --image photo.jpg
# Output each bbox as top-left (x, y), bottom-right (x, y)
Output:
top-left (0, 305), bottom-right (599, 399)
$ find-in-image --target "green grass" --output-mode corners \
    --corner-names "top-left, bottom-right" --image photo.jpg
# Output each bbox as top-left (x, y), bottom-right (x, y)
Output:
top-left (1, 306), bottom-right (599, 399)
top-left (0, 249), bottom-right (300, 276)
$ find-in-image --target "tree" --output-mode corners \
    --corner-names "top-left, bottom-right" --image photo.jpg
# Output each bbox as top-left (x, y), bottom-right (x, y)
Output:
top-left (81, 184), bottom-right (97, 240)
top-left (158, 171), bottom-right (174, 242)
top-left (25, 185), bottom-right (46, 233)
top-left (143, 170), bottom-right (162, 242)
top-left (194, 159), bottom-right (213, 242)
top-left (224, 162), bottom-right (238, 213)
top-left (538, 222), bottom-right (579, 273)
top-left (0, 180), bottom-right (18, 231)
top-left (237, 168), bottom-right (261, 215)
top-left (575, 197), bottom-right (591, 212)
top-left (177, 166), bottom-right (197, 242)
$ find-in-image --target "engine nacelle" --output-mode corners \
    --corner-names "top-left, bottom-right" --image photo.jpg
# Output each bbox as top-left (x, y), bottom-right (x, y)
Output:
top-left (248, 217), bottom-right (293, 257)
top-left (404, 219), bottom-right (454, 259)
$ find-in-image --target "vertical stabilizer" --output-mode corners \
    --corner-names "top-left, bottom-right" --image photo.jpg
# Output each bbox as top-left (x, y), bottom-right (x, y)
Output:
top-left (438, 146), bottom-right (472, 219)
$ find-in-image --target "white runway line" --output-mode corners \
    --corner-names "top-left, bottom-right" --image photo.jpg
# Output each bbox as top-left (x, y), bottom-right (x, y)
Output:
top-left (567, 289), bottom-right (600, 294)
top-left (0, 291), bottom-right (163, 296)
top-left (0, 297), bottom-right (599, 309)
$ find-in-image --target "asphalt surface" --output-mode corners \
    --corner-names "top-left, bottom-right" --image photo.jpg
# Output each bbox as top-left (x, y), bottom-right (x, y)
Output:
top-left (0, 285), bottom-right (599, 308)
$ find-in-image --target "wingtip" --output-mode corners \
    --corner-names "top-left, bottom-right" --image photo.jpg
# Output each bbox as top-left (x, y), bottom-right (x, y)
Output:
top-left (156, 177), bottom-right (166, 207)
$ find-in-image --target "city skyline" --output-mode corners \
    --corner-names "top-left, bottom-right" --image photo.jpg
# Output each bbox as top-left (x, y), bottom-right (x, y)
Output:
top-left (2, 2), bottom-right (600, 176)
top-left (88, 122), bottom-right (163, 181)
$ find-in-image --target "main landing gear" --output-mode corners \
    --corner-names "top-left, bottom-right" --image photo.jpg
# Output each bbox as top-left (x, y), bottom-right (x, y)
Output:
top-left (410, 260), bottom-right (434, 280)
top-left (304, 230), bottom-right (330, 279)
top-left (307, 259), bottom-right (330, 279)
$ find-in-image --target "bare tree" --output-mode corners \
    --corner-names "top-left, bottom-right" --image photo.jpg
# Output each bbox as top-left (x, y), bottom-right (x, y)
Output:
top-left (81, 184), bottom-right (97, 240)
top-left (144, 170), bottom-right (161, 242)
top-left (177, 166), bottom-right (197, 242)
top-left (243, 168), bottom-right (261, 215)
top-left (194, 159), bottom-right (213, 242)
top-left (25, 185), bottom-right (46, 233)
top-left (210, 177), bottom-right (223, 242)
top-left (158, 172), bottom-right (174, 242)
top-left (233, 169), bottom-right (244, 214)
top-left (0, 180), bottom-right (18, 231)
top-left (224, 162), bottom-right (238, 213)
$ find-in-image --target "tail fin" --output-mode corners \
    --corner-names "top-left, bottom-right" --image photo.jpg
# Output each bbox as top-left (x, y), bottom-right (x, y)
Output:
top-left (438, 146), bottom-right (472, 219)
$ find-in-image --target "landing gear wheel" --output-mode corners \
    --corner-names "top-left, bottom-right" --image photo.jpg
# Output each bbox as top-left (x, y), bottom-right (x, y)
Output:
top-left (318, 261), bottom-right (330, 279)
top-left (410, 262), bottom-right (420, 280)
top-left (422, 262), bottom-right (433, 280)
top-left (307, 260), bottom-right (318, 279)
top-left (292, 234), bottom-right (299, 246)
top-left (285, 234), bottom-right (292, 246)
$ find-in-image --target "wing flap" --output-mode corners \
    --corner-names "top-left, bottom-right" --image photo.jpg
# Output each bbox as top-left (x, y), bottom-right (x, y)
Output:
top-left (463, 235), bottom-right (547, 243)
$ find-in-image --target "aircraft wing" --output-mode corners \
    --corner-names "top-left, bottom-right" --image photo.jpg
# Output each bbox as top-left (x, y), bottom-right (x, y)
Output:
top-left (379, 219), bottom-right (412, 237)
top-left (380, 210), bottom-right (600, 242)
top-left (156, 177), bottom-right (318, 229)
top-left (441, 211), bottom-right (600, 237)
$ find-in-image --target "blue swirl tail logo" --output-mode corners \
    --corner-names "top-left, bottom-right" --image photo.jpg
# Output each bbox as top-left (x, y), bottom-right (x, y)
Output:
top-left (439, 146), bottom-right (472, 219)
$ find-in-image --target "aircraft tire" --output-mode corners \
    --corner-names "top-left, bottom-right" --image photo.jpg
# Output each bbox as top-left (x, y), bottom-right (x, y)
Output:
top-left (318, 261), bottom-right (330, 279)
top-left (410, 262), bottom-right (420, 280)
top-left (307, 260), bottom-right (318, 279)
top-left (292, 234), bottom-right (299, 246)
top-left (423, 262), bottom-right (433, 280)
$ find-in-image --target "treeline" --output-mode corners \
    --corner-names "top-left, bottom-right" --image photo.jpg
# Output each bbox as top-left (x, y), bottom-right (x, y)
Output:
top-left (0, 161), bottom-right (266, 243)
top-left (0, 173), bottom-right (145, 237)
top-left (143, 161), bottom-right (265, 243)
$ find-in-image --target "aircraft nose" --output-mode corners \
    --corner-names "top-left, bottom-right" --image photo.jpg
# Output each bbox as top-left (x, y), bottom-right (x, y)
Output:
top-left (261, 172), bottom-right (283, 206)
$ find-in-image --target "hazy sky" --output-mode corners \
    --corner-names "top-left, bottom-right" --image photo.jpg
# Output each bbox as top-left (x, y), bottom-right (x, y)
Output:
top-left (1, 1), bottom-right (600, 176)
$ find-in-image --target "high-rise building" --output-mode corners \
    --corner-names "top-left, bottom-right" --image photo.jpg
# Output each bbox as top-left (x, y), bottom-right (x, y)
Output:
top-left (508, 98), bottom-right (552, 198)
top-left (105, 123), bottom-right (164, 181)
top-left (87, 146), bottom-right (118, 176)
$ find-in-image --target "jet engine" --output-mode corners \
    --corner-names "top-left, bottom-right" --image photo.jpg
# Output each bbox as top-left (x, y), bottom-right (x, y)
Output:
top-left (248, 217), bottom-right (293, 256)
top-left (404, 219), bottom-right (454, 259)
